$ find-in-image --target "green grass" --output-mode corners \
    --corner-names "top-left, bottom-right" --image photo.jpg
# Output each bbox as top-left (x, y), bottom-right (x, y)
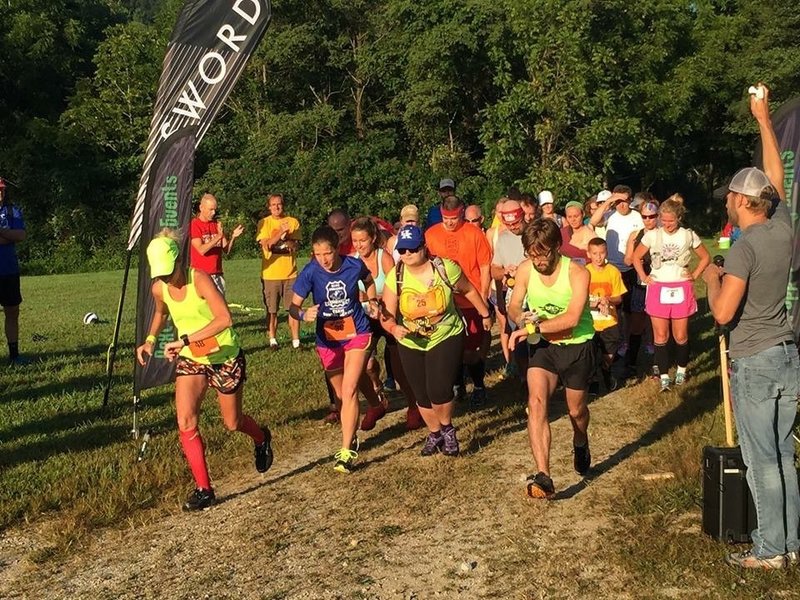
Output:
top-left (0, 258), bottom-right (327, 550)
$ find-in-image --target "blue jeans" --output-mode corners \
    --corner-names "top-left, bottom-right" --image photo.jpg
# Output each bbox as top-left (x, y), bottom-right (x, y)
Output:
top-left (730, 342), bottom-right (800, 557)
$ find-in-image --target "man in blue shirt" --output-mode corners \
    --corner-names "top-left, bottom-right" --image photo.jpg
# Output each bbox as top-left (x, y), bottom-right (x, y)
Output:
top-left (0, 178), bottom-right (27, 365)
top-left (425, 178), bottom-right (456, 230)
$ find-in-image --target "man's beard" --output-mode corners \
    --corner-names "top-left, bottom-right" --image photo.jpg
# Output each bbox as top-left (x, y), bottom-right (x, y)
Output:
top-left (533, 255), bottom-right (559, 275)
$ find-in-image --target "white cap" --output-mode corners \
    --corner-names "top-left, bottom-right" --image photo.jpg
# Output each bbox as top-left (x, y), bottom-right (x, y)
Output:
top-left (538, 190), bottom-right (554, 205)
top-left (597, 190), bottom-right (612, 203)
top-left (728, 167), bottom-right (772, 197)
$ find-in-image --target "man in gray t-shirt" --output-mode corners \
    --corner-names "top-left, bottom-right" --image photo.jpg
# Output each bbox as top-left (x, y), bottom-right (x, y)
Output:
top-left (704, 85), bottom-right (800, 570)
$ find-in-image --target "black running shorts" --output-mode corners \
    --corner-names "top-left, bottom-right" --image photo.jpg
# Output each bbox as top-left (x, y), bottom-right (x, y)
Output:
top-left (529, 340), bottom-right (597, 391)
top-left (0, 274), bottom-right (22, 307)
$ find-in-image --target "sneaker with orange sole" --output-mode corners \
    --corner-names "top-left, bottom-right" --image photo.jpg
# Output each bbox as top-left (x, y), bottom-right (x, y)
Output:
top-left (526, 472), bottom-right (555, 499)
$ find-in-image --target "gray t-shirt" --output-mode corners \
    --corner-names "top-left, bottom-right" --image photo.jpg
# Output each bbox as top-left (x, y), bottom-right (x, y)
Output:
top-left (492, 229), bottom-right (525, 269)
top-left (724, 201), bottom-right (794, 359)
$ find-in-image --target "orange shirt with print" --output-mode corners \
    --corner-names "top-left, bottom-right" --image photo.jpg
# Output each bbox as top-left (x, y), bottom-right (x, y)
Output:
top-left (425, 222), bottom-right (492, 308)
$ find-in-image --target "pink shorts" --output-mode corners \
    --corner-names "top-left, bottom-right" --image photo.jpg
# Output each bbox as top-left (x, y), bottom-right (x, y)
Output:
top-left (645, 280), bottom-right (697, 319)
top-left (315, 333), bottom-right (372, 372)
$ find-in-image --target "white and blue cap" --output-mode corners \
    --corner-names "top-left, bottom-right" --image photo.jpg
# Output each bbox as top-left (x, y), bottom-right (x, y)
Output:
top-left (395, 225), bottom-right (425, 250)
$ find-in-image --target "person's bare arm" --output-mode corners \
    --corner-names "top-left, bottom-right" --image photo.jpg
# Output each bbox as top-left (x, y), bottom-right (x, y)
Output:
top-left (751, 85), bottom-right (785, 201)
top-left (703, 267), bottom-right (746, 325)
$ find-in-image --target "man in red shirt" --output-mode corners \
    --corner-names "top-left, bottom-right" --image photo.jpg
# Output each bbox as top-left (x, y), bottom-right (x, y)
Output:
top-left (190, 193), bottom-right (243, 294)
top-left (425, 195), bottom-right (493, 405)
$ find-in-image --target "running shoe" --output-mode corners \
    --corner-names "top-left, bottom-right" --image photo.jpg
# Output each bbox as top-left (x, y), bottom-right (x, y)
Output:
top-left (360, 405), bottom-right (386, 431)
top-left (406, 405), bottom-right (424, 431)
top-left (573, 443), bottom-right (591, 475)
top-left (660, 377), bottom-right (671, 393)
top-left (470, 387), bottom-right (487, 408)
top-left (441, 426), bottom-right (459, 456)
top-left (254, 427), bottom-right (274, 473)
top-left (333, 448), bottom-right (358, 474)
top-left (725, 549), bottom-right (786, 569)
top-left (7, 355), bottom-right (29, 367)
top-left (526, 472), bottom-right (555, 499)
top-left (269, 339), bottom-right (279, 351)
top-left (323, 407), bottom-right (340, 425)
top-left (786, 550), bottom-right (799, 566)
top-left (651, 364), bottom-right (661, 379)
top-left (420, 431), bottom-right (443, 456)
top-left (674, 371), bottom-right (686, 386)
top-left (383, 377), bottom-right (397, 391)
top-left (184, 488), bottom-right (216, 511)
top-left (601, 370), bottom-right (618, 393)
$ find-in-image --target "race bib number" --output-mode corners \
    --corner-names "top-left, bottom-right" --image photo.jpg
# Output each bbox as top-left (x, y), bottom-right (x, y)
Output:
top-left (660, 286), bottom-right (684, 305)
top-left (323, 317), bottom-right (357, 342)
top-left (189, 336), bottom-right (221, 358)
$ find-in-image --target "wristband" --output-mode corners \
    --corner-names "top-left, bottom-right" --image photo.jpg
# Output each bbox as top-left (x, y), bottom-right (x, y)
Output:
top-left (525, 323), bottom-right (537, 335)
top-left (298, 310), bottom-right (306, 321)
top-left (145, 335), bottom-right (156, 345)
top-left (180, 334), bottom-right (190, 347)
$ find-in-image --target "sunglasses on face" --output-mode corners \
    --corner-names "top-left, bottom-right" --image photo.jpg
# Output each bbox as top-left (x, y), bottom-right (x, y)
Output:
top-left (466, 217), bottom-right (482, 223)
top-left (398, 246), bottom-right (422, 255)
top-left (641, 214), bottom-right (657, 220)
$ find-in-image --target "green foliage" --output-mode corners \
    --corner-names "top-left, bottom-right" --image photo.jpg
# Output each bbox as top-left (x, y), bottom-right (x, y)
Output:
top-left (1, 0), bottom-right (800, 273)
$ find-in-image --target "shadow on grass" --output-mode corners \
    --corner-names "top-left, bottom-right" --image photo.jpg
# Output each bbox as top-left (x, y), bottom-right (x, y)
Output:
top-left (554, 311), bottom-right (722, 501)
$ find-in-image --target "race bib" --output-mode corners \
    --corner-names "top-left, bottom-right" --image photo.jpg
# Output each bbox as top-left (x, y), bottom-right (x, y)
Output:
top-left (323, 317), bottom-right (357, 342)
top-left (660, 286), bottom-right (684, 305)
top-left (189, 336), bottom-right (221, 358)
top-left (400, 287), bottom-right (447, 321)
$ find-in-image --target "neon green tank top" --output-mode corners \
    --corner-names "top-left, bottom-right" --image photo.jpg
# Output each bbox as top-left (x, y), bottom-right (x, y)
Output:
top-left (526, 256), bottom-right (594, 345)
top-left (161, 269), bottom-right (240, 364)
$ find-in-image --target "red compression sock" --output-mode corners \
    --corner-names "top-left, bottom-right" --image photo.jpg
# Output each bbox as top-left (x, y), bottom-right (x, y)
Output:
top-left (179, 428), bottom-right (211, 490)
top-left (237, 414), bottom-right (265, 444)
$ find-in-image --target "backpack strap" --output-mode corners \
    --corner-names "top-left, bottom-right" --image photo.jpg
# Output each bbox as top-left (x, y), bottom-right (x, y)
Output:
top-left (396, 260), bottom-right (405, 298)
top-left (431, 256), bottom-right (458, 292)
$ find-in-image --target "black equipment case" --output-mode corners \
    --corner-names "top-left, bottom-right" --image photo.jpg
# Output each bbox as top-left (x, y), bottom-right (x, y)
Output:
top-left (702, 445), bottom-right (756, 543)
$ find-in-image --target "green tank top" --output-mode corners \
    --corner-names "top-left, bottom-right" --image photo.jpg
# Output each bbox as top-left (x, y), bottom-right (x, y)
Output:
top-left (526, 256), bottom-right (594, 345)
top-left (161, 269), bottom-right (240, 364)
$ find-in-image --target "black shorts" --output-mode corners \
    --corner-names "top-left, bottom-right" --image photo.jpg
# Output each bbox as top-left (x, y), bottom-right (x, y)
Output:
top-left (620, 269), bottom-right (638, 313)
top-left (397, 333), bottom-right (464, 409)
top-left (175, 350), bottom-right (246, 395)
top-left (0, 273), bottom-right (22, 307)
top-left (529, 340), bottom-right (597, 391)
top-left (595, 326), bottom-right (621, 357)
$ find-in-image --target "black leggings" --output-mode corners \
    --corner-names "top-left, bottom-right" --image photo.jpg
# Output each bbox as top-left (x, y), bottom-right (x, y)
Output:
top-left (397, 333), bottom-right (465, 409)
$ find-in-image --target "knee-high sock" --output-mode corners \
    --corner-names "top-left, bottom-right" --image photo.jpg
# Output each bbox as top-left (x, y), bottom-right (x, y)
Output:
top-left (675, 341), bottom-right (690, 369)
top-left (654, 343), bottom-right (670, 376)
top-left (237, 414), bottom-right (265, 444)
top-left (179, 428), bottom-right (211, 490)
top-left (467, 360), bottom-right (486, 389)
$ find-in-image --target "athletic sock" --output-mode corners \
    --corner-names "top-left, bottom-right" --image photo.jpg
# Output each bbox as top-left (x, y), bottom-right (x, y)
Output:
top-left (8, 342), bottom-right (19, 360)
top-left (292, 339), bottom-right (300, 348)
top-left (467, 360), bottom-right (486, 389)
top-left (675, 342), bottom-right (690, 369)
top-left (237, 415), bottom-right (265, 444)
top-left (441, 423), bottom-right (454, 433)
top-left (179, 428), bottom-right (211, 490)
top-left (654, 343), bottom-right (670, 376)
top-left (269, 337), bottom-right (278, 346)
top-left (627, 334), bottom-right (642, 367)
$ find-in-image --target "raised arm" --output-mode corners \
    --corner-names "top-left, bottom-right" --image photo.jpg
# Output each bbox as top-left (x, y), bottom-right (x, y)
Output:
top-left (751, 84), bottom-right (785, 201)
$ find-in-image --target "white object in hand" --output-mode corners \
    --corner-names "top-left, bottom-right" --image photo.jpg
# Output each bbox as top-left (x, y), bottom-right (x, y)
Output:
top-left (748, 85), bottom-right (764, 100)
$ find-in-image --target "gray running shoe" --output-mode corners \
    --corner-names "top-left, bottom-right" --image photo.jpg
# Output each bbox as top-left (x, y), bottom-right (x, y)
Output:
top-left (441, 426), bottom-right (459, 456)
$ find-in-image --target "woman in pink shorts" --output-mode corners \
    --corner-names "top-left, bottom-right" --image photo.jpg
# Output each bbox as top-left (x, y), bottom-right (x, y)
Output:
top-left (289, 226), bottom-right (380, 474)
top-left (632, 197), bottom-right (710, 391)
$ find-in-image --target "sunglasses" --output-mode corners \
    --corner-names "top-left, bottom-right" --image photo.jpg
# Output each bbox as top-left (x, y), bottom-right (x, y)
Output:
top-left (466, 217), bottom-right (482, 223)
top-left (641, 214), bottom-right (657, 220)
top-left (398, 246), bottom-right (422, 255)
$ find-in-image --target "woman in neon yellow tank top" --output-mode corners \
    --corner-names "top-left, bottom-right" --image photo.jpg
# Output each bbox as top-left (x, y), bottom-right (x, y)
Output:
top-left (135, 230), bottom-right (273, 512)
top-left (507, 218), bottom-right (596, 501)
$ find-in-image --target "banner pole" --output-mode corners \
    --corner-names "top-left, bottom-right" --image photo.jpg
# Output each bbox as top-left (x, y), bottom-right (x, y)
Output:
top-left (103, 249), bottom-right (134, 408)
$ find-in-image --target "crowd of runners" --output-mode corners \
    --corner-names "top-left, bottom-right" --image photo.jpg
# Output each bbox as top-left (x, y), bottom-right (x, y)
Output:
top-left (139, 171), bottom-right (714, 506)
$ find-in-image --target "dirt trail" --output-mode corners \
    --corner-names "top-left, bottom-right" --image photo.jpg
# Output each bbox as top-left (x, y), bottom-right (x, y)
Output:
top-left (0, 378), bottom-right (667, 599)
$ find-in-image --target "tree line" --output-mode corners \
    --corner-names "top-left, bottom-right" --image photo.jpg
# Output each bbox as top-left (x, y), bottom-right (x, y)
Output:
top-left (1, 0), bottom-right (799, 274)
